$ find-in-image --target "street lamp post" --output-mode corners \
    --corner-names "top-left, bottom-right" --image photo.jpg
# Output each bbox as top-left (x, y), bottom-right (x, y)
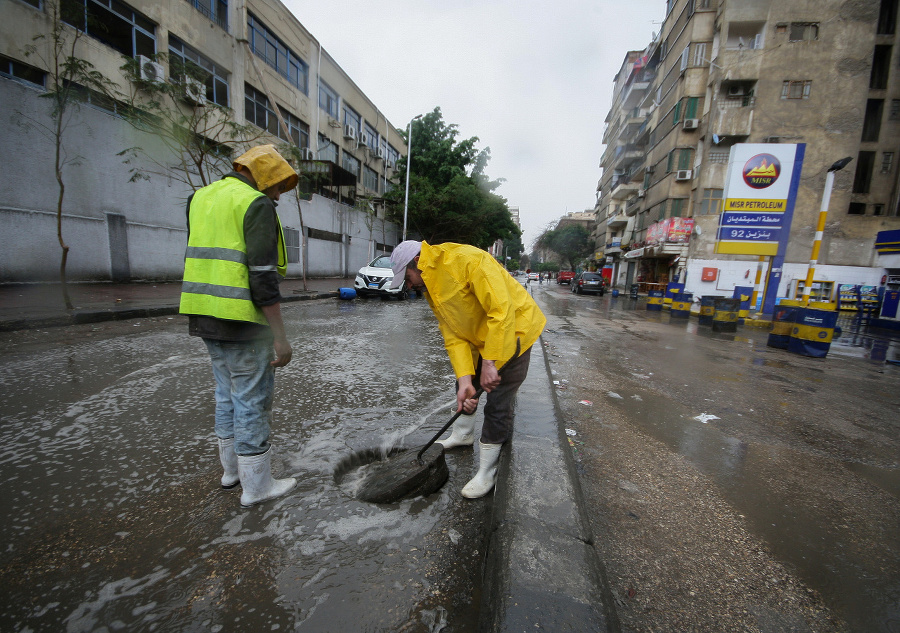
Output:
top-left (402, 114), bottom-right (423, 242)
top-left (801, 156), bottom-right (853, 306)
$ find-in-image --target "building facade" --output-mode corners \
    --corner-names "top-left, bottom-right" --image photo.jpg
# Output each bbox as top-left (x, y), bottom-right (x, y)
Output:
top-left (0, 0), bottom-right (406, 282)
top-left (596, 0), bottom-right (900, 304)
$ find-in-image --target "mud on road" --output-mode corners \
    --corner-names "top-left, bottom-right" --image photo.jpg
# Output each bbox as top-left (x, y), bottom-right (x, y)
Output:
top-left (534, 286), bottom-right (900, 633)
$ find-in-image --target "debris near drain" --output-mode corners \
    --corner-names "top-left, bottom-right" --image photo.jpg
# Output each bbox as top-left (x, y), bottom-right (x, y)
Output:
top-left (694, 413), bottom-right (720, 424)
top-left (579, 400), bottom-right (593, 406)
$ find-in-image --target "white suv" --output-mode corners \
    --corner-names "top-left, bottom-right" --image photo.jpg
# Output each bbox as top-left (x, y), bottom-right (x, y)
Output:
top-left (354, 255), bottom-right (408, 299)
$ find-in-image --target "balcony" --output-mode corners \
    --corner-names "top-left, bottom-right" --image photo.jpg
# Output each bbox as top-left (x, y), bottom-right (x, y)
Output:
top-left (714, 96), bottom-right (755, 138)
top-left (607, 210), bottom-right (629, 228)
top-left (611, 179), bottom-right (640, 200)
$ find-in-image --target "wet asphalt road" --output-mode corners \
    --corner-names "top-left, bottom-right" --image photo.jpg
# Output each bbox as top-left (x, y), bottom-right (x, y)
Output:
top-left (0, 297), bottom-right (489, 633)
top-left (531, 281), bottom-right (900, 632)
top-left (2, 280), bottom-right (898, 632)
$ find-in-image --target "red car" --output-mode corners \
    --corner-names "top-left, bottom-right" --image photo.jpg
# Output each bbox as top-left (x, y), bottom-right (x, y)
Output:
top-left (557, 271), bottom-right (576, 285)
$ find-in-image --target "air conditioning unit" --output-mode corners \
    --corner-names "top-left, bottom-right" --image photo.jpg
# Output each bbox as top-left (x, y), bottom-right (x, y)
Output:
top-left (301, 148), bottom-right (315, 160)
top-left (386, 158), bottom-right (395, 169)
top-left (181, 76), bottom-right (206, 106)
top-left (682, 118), bottom-right (699, 130)
top-left (376, 147), bottom-right (386, 159)
top-left (727, 84), bottom-right (746, 97)
top-left (343, 125), bottom-right (358, 140)
top-left (137, 55), bottom-right (164, 83)
top-left (644, 166), bottom-right (654, 174)
top-left (675, 169), bottom-right (692, 181)
top-left (360, 131), bottom-right (372, 147)
top-left (637, 189), bottom-right (645, 198)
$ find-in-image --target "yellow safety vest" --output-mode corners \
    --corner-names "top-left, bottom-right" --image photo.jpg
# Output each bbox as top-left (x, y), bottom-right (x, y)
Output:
top-left (179, 177), bottom-right (287, 325)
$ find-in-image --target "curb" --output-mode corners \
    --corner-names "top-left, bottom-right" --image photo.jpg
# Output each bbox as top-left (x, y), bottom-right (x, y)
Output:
top-left (478, 340), bottom-right (618, 632)
top-left (0, 291), bottom-right (341, 332)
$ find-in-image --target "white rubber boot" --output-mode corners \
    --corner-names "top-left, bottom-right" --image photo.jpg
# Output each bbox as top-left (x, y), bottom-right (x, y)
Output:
top-left (461, 442), bottom-right (502, 499)
top-left (218, 437), bottom-right (240, 489)
top-left (238, 446), bottom-right (297, 507)
top-left (436, 414), bottom-right (476, 449)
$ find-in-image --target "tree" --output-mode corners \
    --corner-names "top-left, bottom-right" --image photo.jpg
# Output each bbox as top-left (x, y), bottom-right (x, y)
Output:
top-left (21, 1), bottom-right (118, 309)
top-left (117, 53), bottom-right (265, 191)
top-left (385, 107), bottom-right (519, 249)
top-left (536, 224), bottom-right (594, 271)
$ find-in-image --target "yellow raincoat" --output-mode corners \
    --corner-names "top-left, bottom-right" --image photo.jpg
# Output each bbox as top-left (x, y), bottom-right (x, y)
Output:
top-left (419, 242), bottom-right (546, 378)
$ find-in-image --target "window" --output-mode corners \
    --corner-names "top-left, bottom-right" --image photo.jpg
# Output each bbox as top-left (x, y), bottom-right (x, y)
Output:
top-left (168, 36), bottom-right (229, 107)
top-left (680, 46), bottom-right (690, 72)
top-left (848, 202), bottom-right (866, 215)
top-left (319, 80), bottom-right (339, 119)
top-left (364, 122), bottom-right (378, 150)
top-left (666, 151), bottom-right (675, 173)
top-left (284, 227), bottom-right (300, 264)
top-left (871, 46), bottom-right (892, 90)
top-left (244, 84), bottom-right (309, 148)
top-left (342, 152), bottom-right (360, 179)
top-left (878, 0), bottom-right (898, 34)
top-left (61, 0), bottom-right (156, 58)
top-left (677, 148), bottom-right (693, 170)
top-left (673, 100), bottom-right (682, 126)
top-left (0, 55), bottom-right (45, 88)
top-left (789, 23), bottom-right (818, 41)
top-left (692, 42), bottom-right (708, 67)
top-left (853, 151), bottom-right (876, 194)
top-left (670, 198), bottom-right (685, 218)
top-left (363, 165), bottom-right (379, 192)
top-left (891, 99), bottom-right (900, 120)
top-left (862, 99), bottom-right (884, 142)
top-left (317, 135), bottom-right (338, 162)
top-left (183, 0), bottom-right (227, 31)
top-left (343, 105), bottom-right (361, 133)
top-left (657, 201), bottom-right (667, 222)
top-left (883, 152), bottom-right (894, 173)
top-left (781, 80), bottom-right (811, 99)
top-left (874, 204), bottom-right (886, 216)
top-left (247, 13), bottom-right (308, 93)
top-left (685, 96), bottom-right (699, 119)
top-left (700, 188), bottom-right (723, 215)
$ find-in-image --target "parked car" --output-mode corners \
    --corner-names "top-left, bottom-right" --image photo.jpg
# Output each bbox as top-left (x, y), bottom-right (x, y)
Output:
top-left (571, 272), bottom-right (606, 295)
top-left (354, 255), bottom-right (407, 299)
top-left (557, 271), bottom-right (576, 285)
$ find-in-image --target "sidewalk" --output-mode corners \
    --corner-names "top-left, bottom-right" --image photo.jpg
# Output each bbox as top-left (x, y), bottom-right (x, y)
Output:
top-left (0, 277), bottom-right (356, 331)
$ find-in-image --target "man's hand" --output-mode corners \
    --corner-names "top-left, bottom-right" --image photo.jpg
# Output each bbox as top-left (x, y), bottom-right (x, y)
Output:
top-left (480, 360), bottom-right (500, 392)
top-left (457, 375), bottom-right (478, 414)
top-left (271, 336), bottom-right (293, 367)
top-left (261, 303), bottom-right (292, 368)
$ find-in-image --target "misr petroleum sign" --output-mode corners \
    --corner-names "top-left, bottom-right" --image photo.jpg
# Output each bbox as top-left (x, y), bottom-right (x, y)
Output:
top-left (716, 144), bottom-right (805, 256)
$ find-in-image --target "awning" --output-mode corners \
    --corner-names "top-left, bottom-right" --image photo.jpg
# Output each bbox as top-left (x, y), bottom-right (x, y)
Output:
top-left (297, 160), bottom-right (357, 188)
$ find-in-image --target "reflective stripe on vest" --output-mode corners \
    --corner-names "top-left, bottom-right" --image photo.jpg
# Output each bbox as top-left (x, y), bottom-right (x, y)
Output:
top-left (179, 177), bottom-right (283, 325)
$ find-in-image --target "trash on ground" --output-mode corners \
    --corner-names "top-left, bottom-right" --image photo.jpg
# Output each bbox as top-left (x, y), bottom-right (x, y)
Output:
top-left (631, 395), bottom-right (643, 401)
top-left (694, 413), bottom-right (720, 424)
top-left (579, 400), bottom-right (593, 406)
top-left (566, 428), bottom-right (577, 436)
top-left (607, 392), bottom-right (623, 399)
top-left (447, 528), bottom-right (460, 545)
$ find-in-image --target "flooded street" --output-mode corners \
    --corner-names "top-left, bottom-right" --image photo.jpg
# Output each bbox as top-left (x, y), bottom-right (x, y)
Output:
top-left (0, 297), bottom-right (487, 632)
top-left (533, 282), bottom-right (900, 632)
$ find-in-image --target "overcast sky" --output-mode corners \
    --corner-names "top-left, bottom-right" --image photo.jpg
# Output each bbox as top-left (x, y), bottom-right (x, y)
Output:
top-left (281, 0), bottom-right (664, 249)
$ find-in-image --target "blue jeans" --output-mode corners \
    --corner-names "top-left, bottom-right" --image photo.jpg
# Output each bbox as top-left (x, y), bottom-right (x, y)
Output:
top-left (204, 338), bottom-right (274, 456)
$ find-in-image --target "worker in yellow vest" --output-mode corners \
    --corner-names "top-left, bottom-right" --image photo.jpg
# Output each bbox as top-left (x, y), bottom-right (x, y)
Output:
top-left (180, 144), bottom-right (298, 508)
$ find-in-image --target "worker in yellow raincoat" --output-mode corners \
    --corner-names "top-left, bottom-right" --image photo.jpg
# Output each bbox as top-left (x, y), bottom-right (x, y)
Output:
top-left (388, 240), bottom-right (546, 498)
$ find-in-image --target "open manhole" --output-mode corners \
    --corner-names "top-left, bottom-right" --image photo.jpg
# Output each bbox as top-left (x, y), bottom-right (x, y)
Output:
top-left (334, 444), bottom-right (449, 504)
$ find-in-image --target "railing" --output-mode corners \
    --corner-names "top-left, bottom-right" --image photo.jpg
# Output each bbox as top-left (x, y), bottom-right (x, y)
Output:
top-left (720, 95), bottom-right (756, 108)
top-left (185, 0), bottom-right (228, 31)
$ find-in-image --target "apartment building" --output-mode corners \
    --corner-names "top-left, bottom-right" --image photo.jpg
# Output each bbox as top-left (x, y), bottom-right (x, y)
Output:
top-left (0, 0), bottom-right (406, 282)
top-left (596, 0), bottom-right (900, 302)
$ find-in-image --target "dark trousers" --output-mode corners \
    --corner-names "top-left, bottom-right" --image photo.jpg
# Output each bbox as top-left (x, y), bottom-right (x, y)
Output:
top-left (456, 346), bottom-right (532, 445)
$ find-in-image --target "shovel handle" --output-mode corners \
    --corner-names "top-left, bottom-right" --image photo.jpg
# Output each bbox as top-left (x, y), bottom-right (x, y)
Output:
top-left (415, 340), bottom-right (521, 463)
